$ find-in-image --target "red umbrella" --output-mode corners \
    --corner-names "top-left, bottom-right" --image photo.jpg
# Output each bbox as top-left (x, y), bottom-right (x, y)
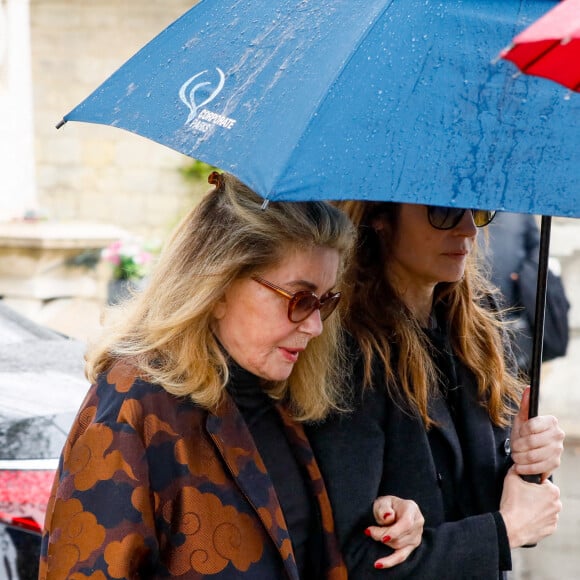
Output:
top-left (500, 0), bottom-right (580, 91)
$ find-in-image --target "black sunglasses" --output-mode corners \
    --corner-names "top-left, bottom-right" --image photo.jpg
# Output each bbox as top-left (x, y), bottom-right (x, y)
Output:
top-left (252, 276), bottom-right (341, 322)
top-left (426, 206), bottom-right (497, 230)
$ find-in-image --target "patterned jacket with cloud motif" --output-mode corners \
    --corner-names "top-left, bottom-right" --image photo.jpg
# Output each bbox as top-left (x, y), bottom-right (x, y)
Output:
top-left (39, 361), bottom-right (347, 580)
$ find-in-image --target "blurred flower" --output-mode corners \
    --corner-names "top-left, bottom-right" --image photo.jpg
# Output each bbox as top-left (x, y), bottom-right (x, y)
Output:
top-left (101, 239), bottom-right (155, 281)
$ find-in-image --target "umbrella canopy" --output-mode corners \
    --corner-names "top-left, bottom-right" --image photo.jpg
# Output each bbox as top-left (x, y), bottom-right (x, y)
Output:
top-left (500, 0), bottom-right (580, 92)
top-left (58, 0), bottom-right (580, 218)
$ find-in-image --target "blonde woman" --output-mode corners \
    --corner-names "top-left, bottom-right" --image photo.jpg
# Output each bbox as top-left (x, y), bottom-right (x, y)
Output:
top-left (40, 176), bottom-right (423, 579)
top-left (308, 202), bottom-right (564, 579)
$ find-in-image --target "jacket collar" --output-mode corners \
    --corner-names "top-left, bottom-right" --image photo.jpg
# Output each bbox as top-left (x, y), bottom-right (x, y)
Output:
top-left (429, 365), bottom-right (503, 513)
top-left (206, 394), bottom-right (346, 580)
top-left (206, 395), bottom-right (299, 578)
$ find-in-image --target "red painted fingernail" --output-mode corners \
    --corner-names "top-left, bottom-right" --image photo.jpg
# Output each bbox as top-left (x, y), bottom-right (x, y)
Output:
top-left (364, 528), bottom-right (371, 536)
top-left (382, 535), bottom-right (391, 543)
top-left (375, 562), bottom-right (384, 569)
top-left (383, 511), bottom-right (392, 519)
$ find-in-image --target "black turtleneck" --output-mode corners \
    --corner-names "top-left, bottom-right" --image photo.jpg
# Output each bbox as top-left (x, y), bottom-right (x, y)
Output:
top-left (226, 362), bottom-right (322, 579)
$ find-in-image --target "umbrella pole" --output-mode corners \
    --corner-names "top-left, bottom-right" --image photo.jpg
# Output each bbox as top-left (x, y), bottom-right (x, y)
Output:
top-left (528, 215), bottom-right (551, 419)
top-left (521, 215), bottom-right (551, 490)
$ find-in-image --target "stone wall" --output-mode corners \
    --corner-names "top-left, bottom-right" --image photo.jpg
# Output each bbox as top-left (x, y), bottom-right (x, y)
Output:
top-left (29, 0), bottom-right (207, 241)
top-left (0, 0), bottom-right (37, 219)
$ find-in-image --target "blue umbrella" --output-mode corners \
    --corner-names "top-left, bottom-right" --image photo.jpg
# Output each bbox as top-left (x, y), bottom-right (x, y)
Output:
top-left (58, 0), bottom-right (577, 450)
top-left (57, 0), bottom-right (579, 217)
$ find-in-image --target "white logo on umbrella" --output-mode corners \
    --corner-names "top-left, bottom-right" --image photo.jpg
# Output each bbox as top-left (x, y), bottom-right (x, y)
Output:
top-left (179, 68), bottom-right (236, 133)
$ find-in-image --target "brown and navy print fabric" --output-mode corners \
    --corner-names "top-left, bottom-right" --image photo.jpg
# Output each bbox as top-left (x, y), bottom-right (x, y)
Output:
top-left (39, 361), bottom-right (347, 579)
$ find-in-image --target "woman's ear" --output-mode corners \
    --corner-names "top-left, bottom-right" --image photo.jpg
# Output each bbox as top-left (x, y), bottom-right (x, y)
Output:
top-left (212, 296), bottom-right (227, 320)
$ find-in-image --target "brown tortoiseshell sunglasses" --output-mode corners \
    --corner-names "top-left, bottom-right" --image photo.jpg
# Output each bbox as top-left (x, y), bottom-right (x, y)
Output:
top-left (252, 276), bottom-right (341, 322)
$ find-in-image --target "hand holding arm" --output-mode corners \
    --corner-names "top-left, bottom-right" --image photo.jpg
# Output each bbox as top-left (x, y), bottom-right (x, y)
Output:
top-left (364, 496), bottom-right (424, 569)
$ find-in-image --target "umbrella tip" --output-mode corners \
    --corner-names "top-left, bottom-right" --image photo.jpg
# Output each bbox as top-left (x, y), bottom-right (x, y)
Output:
top-left (492, 43), bottom-right (514, 65)
top-left (260, 199), bottom-right (270, 211)
top-left (55, 119), bottom-right (67, 130)
top-left (491, 42), bottom-right (515, 64)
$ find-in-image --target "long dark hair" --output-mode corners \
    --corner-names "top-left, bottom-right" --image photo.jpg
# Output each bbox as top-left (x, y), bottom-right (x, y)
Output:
top-left (337, 200), bottom-right (523, 427)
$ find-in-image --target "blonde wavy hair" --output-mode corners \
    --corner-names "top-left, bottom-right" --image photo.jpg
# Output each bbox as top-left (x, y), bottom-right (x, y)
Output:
top-left (86, 173), bottom-right (355, 421)
top-left (336, 200), bottom-right (524, 428)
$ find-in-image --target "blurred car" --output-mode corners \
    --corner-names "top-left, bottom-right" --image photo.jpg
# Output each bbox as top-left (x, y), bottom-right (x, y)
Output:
top-left (0, 303), bottom-right (89, 579)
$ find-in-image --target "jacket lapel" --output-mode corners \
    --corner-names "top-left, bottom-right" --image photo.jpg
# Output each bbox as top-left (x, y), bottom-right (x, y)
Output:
top-left (454, 367), bottom-right (507, 512)
top-left (276, 405), bottom-right (348, 580)
top-left (429, 393), bottom-right (464, 481)
top-left (206, 395), bottom-right (300, 580)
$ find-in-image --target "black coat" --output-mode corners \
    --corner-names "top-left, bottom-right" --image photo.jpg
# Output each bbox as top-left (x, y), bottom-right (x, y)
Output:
top-left (307, 343), bottom-right (513, 580)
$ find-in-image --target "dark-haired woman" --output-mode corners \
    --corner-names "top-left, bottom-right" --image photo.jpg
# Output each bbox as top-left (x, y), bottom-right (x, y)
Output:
top-left (308, 203), bottom-right (564, 579)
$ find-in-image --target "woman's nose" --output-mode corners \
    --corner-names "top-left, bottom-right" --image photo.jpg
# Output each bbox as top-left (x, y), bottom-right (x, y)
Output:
top-left (456, 210), bottom-right (478, 237)
top-left (298, 308), bottom-right (324, 337)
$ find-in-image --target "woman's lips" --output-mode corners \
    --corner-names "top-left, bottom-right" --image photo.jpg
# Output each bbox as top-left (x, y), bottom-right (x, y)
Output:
top-left (279, 347), bottom-right (304, 363)
top-left (443, 250), bottom-right (468, 258)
